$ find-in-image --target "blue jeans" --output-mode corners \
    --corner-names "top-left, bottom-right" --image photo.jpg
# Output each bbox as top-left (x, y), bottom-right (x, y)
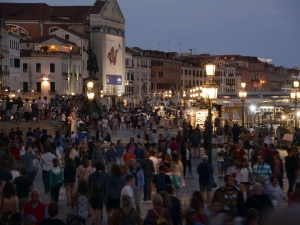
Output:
top-left (143, 175), bottom-right (152, 201)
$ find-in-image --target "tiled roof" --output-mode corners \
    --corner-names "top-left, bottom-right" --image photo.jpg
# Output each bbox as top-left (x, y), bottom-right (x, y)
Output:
top-left (31, 35), bottom-right (76, 45)
top-left (0, 1), bottom-right (106, 23)
top-left (0, 3), bottom-right (51, 20)
top-left (87, 0), bottom-right (107, 14)
top-left (125, 47), bottom-right (142, 57)
top-left (50, 6), bottom-right (91, 23)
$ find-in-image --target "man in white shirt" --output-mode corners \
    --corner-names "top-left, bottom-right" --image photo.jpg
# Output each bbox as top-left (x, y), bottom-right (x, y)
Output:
top-left (37, 97), bottom-right (44, 121)
top-left (217, 143), bottom-right (226, 178)
top-left (39, 147), bottom-right (56, 193)
top-left (121, 174), bottom-right (135, 206)
top-left (149, 151), bottom-right (159, 174)
top-left (102, 117), bottom-right (109, 133)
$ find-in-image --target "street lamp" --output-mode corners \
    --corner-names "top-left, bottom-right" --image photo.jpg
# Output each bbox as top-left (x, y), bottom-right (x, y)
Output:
top-left (291, 80), bottom-right (300, 128)
top-left (203, 62), bottom-right (218, 164)
top-left (239, 82), bottom-right (247, 129)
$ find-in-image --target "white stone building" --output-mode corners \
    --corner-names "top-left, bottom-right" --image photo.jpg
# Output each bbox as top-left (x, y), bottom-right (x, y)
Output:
top-left (124, 47), bottom-right (151, 106)
top-left (20, 34), bottom-right (82, 98)
top-left (8, 30), bottom-right (20, 93)
top-left (0, 19), bottom-right (9, 94)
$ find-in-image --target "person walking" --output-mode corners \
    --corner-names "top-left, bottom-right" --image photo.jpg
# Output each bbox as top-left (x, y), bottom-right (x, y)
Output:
top-left (237, 159), bottom-right (253, 199)
top-left (88, 162), bottom-right (107, 225)
top-left (106, 164), bottom-right (125, 220)
top-left (14, 168), bottom-right (33, 211)
top-left (78, 157), bottom-right (92, 183)
top-left (216, 143), bottom-right (225, 178)
top-left (63, 159), bottom-right (76, 206)
top-left (92, 141), bottom-right (107, 166)
top-left (180, 142), bottom-right (192, 178)
top-left (109, 195), bottom-right (142, 225)
top-left (141, 152), bottom-right (155, 203)
top-left (252, 156), bottom-right (272, 184)
top-left (126, 159), bottom-right (144, 214)
top-left (20, 146), bottom-right (37, 182)
top-left (49, 158), bottom-right (63, 202)
top-left (106, 143), bottom-right (117, 174)
top-left (39, 146), bottom-right (56, 194)
top-left (71, 181), bottom-right (89, 225)
top-left (214, 175), bottom-right (245, 217)
top-left (285, 148), bottom-right (298, 196)
top-left (0, 182), bottom-right (19, 225)
top-left (196, 155), bottom-right (214, 207)
top-left (170, 153), bottom-right (183, 196)
top-left (152, 165), bottom-right (172, 193)
top-left (116, 140), bottom-right (125, 165)
top-left (22, 189), bottom-right (49, 225)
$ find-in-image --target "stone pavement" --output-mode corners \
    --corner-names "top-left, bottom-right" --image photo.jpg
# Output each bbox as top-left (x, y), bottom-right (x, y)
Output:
top-left (30, 126), bottom-right (289, 225)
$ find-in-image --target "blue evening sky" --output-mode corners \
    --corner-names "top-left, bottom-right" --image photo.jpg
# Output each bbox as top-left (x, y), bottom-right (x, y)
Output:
top-left (4, 0), bottom-right (300, 68)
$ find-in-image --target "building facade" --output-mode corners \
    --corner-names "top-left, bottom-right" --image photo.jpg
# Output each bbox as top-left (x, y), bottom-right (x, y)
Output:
top-left (20, 35), bottom-right (82, 97)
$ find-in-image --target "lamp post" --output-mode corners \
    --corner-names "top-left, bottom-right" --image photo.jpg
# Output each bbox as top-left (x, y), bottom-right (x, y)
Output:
top-left (239, 82), bottom-right (247, 130)
top-left (182, 91), bottom-right (186, 109)
top-left (291, 80), bottom-right (300, 128)
top-left (202, 62), bottom-right (218, 164)
top-left (87, 80), bottom-right (94, 127)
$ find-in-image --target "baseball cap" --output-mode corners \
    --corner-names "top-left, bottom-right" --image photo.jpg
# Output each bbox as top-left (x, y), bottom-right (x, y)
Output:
top-left (185, 208), bottom-right (196, 215)
top-left (24, 215), bottom-right (36, 223)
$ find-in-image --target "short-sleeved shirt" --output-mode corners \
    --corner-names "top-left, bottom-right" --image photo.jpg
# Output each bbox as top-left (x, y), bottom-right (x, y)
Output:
top-left (152, 173), bottom-right (172, 192)
top-left (217, 148), bottom-right (226, 162)
top-left (0, 168), bottom-right (13, 182)
top-left (37, 99), bottom-right (44, 109)
top-left (253, 163), bottom-right (272, 183)
top-left (14, 176), bottom-right (32, 198)
top-left (21, 152), bottom-right (37, 172)
top-left (233, 149), bottom-right (246, 163)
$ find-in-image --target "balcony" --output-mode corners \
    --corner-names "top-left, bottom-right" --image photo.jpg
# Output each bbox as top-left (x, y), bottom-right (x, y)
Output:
top-left (48, 90), bottom-right (57, 94)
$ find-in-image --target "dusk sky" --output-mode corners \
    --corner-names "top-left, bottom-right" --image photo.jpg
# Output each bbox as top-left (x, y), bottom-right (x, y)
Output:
top-left (6, 0), bottom-right (300, 68)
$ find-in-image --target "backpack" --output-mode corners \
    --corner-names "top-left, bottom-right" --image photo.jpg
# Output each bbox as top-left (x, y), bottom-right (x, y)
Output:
top-left (91, 174), bottom-right (103, 193)
top-left (119, 208), bottom-right (135, 225)
top-left (198, 163), bottom-right (210, 183)
top-left (152, 208), bottom-right (168, 225)
top-left (156, 173), bottom-right (166, 191)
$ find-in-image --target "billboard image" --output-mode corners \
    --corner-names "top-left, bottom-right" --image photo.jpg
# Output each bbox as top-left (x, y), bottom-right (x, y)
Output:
top-left (106, 34), bottom-right (123, 86)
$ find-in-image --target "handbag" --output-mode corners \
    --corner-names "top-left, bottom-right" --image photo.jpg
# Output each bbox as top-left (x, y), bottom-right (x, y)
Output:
top-left (66, 194), bottom-right (83, 225)
top-left (181, 177), bottom-right (186, 188)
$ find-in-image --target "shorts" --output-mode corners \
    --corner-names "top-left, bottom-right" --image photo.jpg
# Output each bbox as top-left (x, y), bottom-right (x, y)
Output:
top-left (200, 182), bottom-right (212, 192)
top-left (106, 197), bottom-right (120, 210)
top-left (90, 195), bottom-right (104, 209)
top-left (217, 161), bottom-right (224, 168)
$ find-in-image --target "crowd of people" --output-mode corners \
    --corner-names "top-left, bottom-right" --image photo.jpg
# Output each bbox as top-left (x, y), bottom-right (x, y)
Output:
top-left (1, 107), bottom-right (300, 225)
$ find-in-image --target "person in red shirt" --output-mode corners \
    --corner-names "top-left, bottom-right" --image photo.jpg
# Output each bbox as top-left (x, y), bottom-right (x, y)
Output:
top-left (233, 142), bottom-right (246, 163)
top-left (122, 146), bottom-right (135, 166)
